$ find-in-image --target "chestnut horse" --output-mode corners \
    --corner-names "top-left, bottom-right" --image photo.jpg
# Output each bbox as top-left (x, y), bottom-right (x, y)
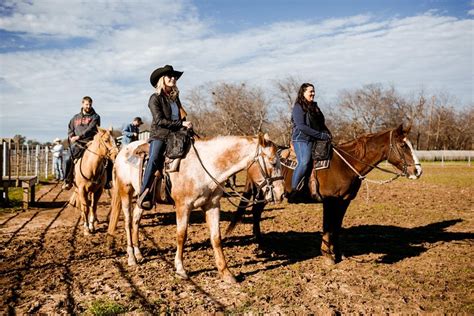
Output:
top-left (227, 124), bottom-right (422, 264)
top-left (69, 127), bottom-right (118, 235)
top-left (107, 134), bottom-right (285, 283)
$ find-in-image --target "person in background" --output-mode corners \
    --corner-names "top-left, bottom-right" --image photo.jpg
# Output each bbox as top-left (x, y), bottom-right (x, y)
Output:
top-left (51, 138), bottom-right (64, 181)
top-left (121, 117), bottom-right (143, 146)
top-left (288, 83), bottom-right (331, 203)
top-left (137, 65), bottom-right (193, 210)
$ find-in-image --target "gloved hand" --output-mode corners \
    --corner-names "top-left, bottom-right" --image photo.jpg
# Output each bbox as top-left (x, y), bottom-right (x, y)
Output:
top-left (320, 132), bottom-right (331, 141)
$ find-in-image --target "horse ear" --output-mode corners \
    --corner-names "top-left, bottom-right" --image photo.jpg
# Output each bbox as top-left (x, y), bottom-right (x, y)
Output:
top-left (402, 122), bottom-right (412, 136)
top-left (258, 133), bottom-right (267, 147)
top-left (264, 133), bottom-right (271, 142)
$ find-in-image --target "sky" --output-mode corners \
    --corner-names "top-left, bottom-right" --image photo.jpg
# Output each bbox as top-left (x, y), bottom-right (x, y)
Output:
top-left (0, 0), bottom-right (472, 142)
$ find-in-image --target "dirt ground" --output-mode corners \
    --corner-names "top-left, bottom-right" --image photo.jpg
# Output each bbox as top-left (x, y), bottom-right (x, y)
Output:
top-left (1, 164), bottom-right (473, 314)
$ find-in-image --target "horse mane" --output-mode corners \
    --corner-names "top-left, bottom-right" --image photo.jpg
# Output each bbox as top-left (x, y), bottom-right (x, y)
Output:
top-left (337, 129), bottom-right (391, 157)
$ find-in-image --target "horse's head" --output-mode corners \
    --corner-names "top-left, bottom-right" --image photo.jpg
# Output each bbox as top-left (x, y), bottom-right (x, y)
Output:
top-left (387, 124), bottom-right (422, 179)
top-left (247, 134), bottom-right (285, 203)
top-left (95, 127), bottom-right (119, 161)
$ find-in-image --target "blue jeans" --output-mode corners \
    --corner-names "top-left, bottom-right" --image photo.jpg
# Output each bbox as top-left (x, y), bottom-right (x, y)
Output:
top-left (291, 141), bottom-right (313, 190)
top-left (140, 139), bottom-right (165, 195)
top-left (53, 157), bottom-right (64, 180)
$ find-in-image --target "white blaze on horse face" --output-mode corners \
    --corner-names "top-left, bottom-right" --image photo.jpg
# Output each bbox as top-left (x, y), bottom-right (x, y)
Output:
top-left (404, 138), bottom-right (422, 179)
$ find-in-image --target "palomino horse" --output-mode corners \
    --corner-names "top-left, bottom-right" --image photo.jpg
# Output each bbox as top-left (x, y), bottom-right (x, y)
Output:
top-left (227, 124), bottom-right (422, 264)
top-left (70, 127), bottom-right (118, 235)
top-left (107, 134), bottom-right (285, 283)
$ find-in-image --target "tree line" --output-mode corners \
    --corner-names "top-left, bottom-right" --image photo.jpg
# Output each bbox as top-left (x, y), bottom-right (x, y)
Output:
top-left (184, 79), bottom-right (473, 150)
top-left (11, 79), bottom-right (472, 150)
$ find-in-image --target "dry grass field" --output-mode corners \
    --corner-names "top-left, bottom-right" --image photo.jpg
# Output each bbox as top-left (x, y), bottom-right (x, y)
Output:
top-left (0, 163), bottom-right (472, 314)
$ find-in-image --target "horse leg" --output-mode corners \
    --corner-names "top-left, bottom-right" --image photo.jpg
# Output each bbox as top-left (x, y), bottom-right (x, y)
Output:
top-left (331, 199), bottom-right (350, 262)
top-left (122, 193), bottom-right (137, 266)
top-left (131, 203), bottom-right (144, 262)
top-left (174, 205), bottom-right (190, 279)
top-left (78, 187), bottom-right (91, 236)
top-left (321, 198), bottom-right (349, 264)
top-left (88, 188), bottom-right (103, 233)
top-left (205, 203), bottom-right (236, 284)
top-left (252, 201), bottom-right (266, 245)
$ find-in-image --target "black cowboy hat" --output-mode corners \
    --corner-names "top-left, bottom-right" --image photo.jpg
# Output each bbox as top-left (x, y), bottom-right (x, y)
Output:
top-left (149, 65), bottom-right (183, 87)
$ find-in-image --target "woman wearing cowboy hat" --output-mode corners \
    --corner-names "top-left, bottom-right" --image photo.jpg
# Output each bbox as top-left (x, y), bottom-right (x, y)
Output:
top-left (138, 65), bottom-right (192, 210)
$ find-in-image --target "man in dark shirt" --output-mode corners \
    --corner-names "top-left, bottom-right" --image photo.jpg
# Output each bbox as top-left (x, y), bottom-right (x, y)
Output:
top-left (121, 117), bottom-right (143, 146)
top-left (62, 96), bottom-right (101, 190)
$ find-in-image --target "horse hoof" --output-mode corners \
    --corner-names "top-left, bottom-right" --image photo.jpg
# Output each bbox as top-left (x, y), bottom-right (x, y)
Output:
top-left (323, 256), bottom-right (336, 266)
top-left (128, 258), bottom-right (138, 266)
top-left (222, 272), bottom-right (237, 284)
top-left (175, 270), bottom-right (189, 280)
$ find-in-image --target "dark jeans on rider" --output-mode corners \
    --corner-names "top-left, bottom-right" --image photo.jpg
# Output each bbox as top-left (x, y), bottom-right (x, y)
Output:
top-left (291, 140), bottom-right (313, 190)
top-left (64, 143), bottom-right (83, 184)
top-left (140, 139), bottom-right (165, 196)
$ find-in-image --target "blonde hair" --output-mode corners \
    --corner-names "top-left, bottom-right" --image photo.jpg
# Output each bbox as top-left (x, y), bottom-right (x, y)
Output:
top-left (155, 76), bottom-right (179, 101)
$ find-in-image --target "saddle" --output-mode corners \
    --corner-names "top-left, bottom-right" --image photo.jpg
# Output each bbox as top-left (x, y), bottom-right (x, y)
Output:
top-left (280, 143), bottom-right (332, 203)
top-left (129, 142), bottom-right (183, 205)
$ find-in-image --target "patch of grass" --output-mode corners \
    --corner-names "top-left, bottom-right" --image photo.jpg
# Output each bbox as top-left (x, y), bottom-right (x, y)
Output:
top-left (1, 187), bottom-right (23, 212)
top-left (85, 299), bottom-right (127, 316)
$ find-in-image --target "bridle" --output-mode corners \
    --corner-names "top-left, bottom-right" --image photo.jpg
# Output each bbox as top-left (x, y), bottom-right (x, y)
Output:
top-left (333, 130), bottom-right (417, 183)
top-left (77, 133), bottom-right (118, 183)
top-left (191, 140), bottom-right (284, 207)
top-left (246, 144), bottom-right (284, 203)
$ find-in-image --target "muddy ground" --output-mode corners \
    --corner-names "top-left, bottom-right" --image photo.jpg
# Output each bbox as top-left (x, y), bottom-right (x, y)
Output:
top-left (1, 164), bottom-right (473, 314)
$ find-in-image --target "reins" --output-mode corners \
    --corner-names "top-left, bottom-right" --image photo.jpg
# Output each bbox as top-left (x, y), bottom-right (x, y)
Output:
top-left (332, 130), bottom-right (409, 185)
top-left (190, 140), bottom-right (282, 208)
top-left (75, 135), bottom-right (116, 184)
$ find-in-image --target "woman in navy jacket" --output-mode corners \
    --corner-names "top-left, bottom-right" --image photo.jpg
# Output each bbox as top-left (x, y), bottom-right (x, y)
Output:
top-left (289, 83), bottom-right (331, 202)
top-left (138, 65), bottom-right (192, 210)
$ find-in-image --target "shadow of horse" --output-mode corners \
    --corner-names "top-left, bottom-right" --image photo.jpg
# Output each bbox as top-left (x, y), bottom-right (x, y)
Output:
top-left (342, 218), bottom-right (473, 263)
top-left (139, 208), bottom-right (282, 228)
top-left (185, 219), bottom-right (472, 280)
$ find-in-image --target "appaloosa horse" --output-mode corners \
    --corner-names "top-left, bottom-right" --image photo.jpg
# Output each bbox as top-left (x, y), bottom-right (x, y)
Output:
top-left (70, 127), bottom-right (118, 235)
top-left (227, 124), bottom-right (422, 264)
top-left (107, 134), bottom-right (285, 283)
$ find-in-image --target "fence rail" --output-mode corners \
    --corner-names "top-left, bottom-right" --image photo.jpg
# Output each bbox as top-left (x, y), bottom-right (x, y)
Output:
top-left (415, 150), bottom-right (473, 162)
top-left (1, 138), bottom-right (472, 183)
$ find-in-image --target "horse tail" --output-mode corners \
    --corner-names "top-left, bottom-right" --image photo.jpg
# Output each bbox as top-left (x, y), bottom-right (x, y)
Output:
top-left (107, 171), bottom-right (122, 236)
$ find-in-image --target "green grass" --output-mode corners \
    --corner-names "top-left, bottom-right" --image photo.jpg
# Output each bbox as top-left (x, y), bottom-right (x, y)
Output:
top-left (85, 299), bottom-right (127, 316)
top-left (1, 187), bottom-right (23, 212)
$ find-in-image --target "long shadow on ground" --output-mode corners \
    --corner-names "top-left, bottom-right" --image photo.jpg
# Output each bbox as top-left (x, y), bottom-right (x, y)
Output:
top-left (195, 219), bottom-right (473, 279)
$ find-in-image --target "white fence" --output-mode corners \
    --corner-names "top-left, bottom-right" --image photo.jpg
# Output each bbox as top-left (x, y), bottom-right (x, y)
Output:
top-left (1, 140), bottom-right (61, 182)
top-left (415, 150), bottom-right (473, 163)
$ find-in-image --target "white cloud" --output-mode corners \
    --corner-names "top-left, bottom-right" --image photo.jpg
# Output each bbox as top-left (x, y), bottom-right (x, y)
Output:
top-left (0, 2), bottom-right (472, 142)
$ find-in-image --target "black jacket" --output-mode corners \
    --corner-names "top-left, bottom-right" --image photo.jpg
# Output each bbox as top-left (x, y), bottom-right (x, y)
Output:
top-left (148, 93), bottom-right (186, 141)
top-left (68, 108), bottom-right (100, 143)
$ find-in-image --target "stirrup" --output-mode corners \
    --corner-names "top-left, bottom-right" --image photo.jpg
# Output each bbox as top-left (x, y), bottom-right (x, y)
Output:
top-left (137, 188), bottom-right (153, 210)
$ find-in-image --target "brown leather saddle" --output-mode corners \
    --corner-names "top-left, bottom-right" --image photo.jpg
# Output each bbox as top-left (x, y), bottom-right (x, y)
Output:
top-left (279, 144), bottom-right (332, 203)
top-left (131, 143), bottom-right (178, 205)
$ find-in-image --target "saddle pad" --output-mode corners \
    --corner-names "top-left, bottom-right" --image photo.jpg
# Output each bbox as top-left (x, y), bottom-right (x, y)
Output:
top-left (278, 147), bottom-right (297, 170)
top-left (314, 159), bottom-right (330, 170)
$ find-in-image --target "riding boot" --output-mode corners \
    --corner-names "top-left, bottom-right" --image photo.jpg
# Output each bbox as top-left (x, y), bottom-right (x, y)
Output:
top-left (104, 159), bottom-right (113, 189)
top-left (137, 188), bottom-right (153, 210)
top-left (62, 158), bottom-right (74, 190)
top-left (138, 170), bottom-right (163, 210)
